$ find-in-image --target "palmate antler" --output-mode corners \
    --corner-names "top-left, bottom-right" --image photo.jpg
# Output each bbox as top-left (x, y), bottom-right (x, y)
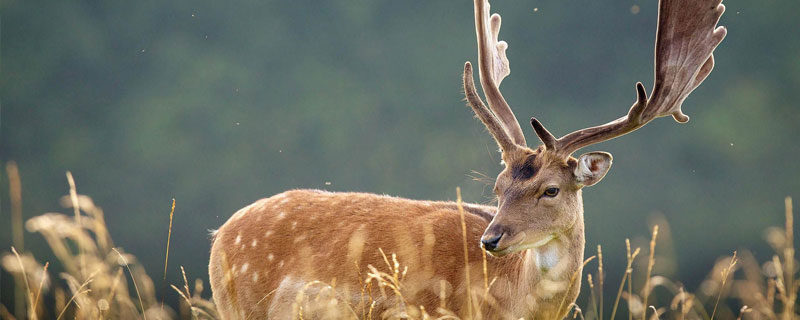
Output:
top-left (532, 0), bottom-right (728, 157)
top-left (465, 0), bottom-right (727, 157)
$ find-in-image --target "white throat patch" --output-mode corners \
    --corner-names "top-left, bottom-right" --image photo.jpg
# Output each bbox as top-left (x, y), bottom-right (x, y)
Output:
top-left (533, 241), bottom-right (564, 276)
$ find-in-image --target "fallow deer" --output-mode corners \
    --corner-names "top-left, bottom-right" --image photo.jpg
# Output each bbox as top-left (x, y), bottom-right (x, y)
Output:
top-left (209, 0), bottom-right (726, 318)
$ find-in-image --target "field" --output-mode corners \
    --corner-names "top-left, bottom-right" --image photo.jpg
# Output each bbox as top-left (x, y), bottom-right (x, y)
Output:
top-left (2, 0), bottom-right (797, 318)
top-left (1, 162), bottom-right (796, 319)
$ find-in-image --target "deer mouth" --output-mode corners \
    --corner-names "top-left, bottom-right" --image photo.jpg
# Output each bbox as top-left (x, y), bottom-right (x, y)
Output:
top-left (489, 233), bottom-right (557, 257)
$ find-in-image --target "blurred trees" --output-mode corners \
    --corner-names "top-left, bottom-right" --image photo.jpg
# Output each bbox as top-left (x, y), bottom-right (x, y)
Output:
top-left (1, 0), bottom-right (798, 309)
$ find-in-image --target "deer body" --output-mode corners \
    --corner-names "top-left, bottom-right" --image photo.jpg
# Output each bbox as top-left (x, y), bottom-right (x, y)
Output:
top-left (209, 0), bottom-right (726, 318)
top-left (209, 189), bottom-right (584, 319)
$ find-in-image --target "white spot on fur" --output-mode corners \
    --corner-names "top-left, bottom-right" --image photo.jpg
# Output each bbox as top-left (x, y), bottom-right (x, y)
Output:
top-left (347, 225), bottom-right (367, 265)
top-left (241, 263), bottom-right (249, 273)
top-left (276, 211), bottom-right (286, 220)
top-left (291, 221), bottom-right (297, 230)
top-left (279, 198), bottom-right (290, 205)
top-left (535, 250), bottom-right (556, 271)
top-left (253, 272), bottom-right (259, 282)
top-left (234, 234), bottom-right (242, 245)
top-left (534, 243), bottom-right (562, 273)
top-left (294, 235), bottom-right (306, 244)
top-left (535, 279), bottom-right (567, 298)
top-left (265, 230), bottom-right (274, 238)
top-left (531, 240), bottom-right (572, 290)
top-left (251, 239), bottom-right (258, 247)
top-left (278, 260), bottom-right (285, 268)
top-left (268, 253), bottom-right (274, 261)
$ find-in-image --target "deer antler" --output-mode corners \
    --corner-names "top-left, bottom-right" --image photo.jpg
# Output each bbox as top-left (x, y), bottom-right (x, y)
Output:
top-left (473, 0), bottom-right (526, 147)
top-left (533, 0), bottom-right (727, 157)
top-left (464, 62), bottom-right (518, 152)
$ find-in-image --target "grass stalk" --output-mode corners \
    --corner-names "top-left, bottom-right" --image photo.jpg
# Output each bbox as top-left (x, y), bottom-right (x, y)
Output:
top-left (557, 256), bottom-right (596, 317)
top-left (641, 225), bottom-right (659, 320)
top-left (711, 251), bottom-right (738, 320)
top-left (627, 271), bottom-right (633, 320)
top-left (678, 286), bottom-right (686, 320)
top-left (113, 248), bottom-right (147, 320)
top-left (610, 240), bottom-right (631, 320)
top-left (649, 305), bottom-right (659, 319)
top-left (6, 162), bottom-right (25, 320)
top-left (161, 198), bottom-right (176, 311)
top-left (10, 248), bottom-right (34, 320)
top-left (31, 262), bottom-right (49, 320)
top-left (482, 247), bottom-right (489, 311)
top-left (783, 196), bottom-right (795, 320)
top-left (6, 162), bottom-right (24, 253)
top-left (65, 172), bottom-right (85, 279)
top-left (587, 274), bottom-right (599, 319)
top-left (56, 288), bottom-right (91, 320)
top-left (101, 269), bottom-right (124, 318)
top-left (598, 244), bottom-right (604, 320)
top-left (56, 275), bottom-right (94, 320)
top-left (455, 187), bottom-right (474, 318)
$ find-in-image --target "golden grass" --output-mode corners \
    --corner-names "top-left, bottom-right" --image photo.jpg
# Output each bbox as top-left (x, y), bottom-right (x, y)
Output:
top-left (1, 168), bottom-right (216, 319)
top-left (456, 187), bottom-right (475, 318)
top-left (6, 162), bottom-right (25, 319)
top-left (161, 198), bottom-right (177, 312)
top-left (2, 167), bottom-right (798, 319)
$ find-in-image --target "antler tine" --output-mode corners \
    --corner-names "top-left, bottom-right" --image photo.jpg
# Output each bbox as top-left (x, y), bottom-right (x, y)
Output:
top-left (474, 0), bottom-right (527, 146)
top-left (464, 62), bottom-right (518, 152)
top-left (530, 118), bottom-right (557, 150)
top-left (552, 0), bottom-right (727, 157)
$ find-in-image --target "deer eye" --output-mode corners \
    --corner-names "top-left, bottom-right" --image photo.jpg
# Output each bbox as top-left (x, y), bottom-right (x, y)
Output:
top-left (543, 187), bottom-right (559, 197)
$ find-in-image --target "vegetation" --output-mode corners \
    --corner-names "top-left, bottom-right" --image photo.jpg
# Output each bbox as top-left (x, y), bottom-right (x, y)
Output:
top-left (1, 1), bottom-right (798, 302)
top-left (1, 0), bottom-right (797, 318)
top-left (1, 165), bottom-right (797, 318)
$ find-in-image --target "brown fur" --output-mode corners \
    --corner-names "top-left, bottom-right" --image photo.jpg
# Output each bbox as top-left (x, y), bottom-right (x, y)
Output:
top-left (209, 145), bottom-right (594, 319)
top-left (210, 190), bottom-right (502, 318)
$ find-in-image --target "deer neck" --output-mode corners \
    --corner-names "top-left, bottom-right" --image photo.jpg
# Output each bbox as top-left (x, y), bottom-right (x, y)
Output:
top-left (515, 208), bottom-right (585, 316)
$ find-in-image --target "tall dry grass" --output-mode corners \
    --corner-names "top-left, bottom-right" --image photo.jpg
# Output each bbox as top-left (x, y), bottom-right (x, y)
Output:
top-left (1, 164), bottom-right (798, 319)
top-left (1, 167), bottom-right (216, 320)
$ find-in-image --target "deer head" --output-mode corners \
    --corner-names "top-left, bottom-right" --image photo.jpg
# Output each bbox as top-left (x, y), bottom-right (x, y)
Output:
top-left (465, 0), bottom-right (727, 256)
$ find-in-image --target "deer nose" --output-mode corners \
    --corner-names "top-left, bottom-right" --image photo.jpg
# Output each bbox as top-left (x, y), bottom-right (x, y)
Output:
top-left (481, 233), bottom-right (503, 251)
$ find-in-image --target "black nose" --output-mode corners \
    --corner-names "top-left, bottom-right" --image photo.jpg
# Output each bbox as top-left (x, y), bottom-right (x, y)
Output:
top-left (481, 233), bottom-right (503, 251)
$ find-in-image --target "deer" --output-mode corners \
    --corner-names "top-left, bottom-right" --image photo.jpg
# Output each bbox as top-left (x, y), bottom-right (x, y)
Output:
top-left (208, 0), bottom-right (726, 318)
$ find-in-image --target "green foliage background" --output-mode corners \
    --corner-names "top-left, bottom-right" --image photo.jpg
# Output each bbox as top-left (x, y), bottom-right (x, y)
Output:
top-left (1, 0), bottom-right (798, 311)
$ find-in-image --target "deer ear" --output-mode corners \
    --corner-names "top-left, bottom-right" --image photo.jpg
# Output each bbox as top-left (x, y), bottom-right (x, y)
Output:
top-left (574, 152), bottom-right (612, 187)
